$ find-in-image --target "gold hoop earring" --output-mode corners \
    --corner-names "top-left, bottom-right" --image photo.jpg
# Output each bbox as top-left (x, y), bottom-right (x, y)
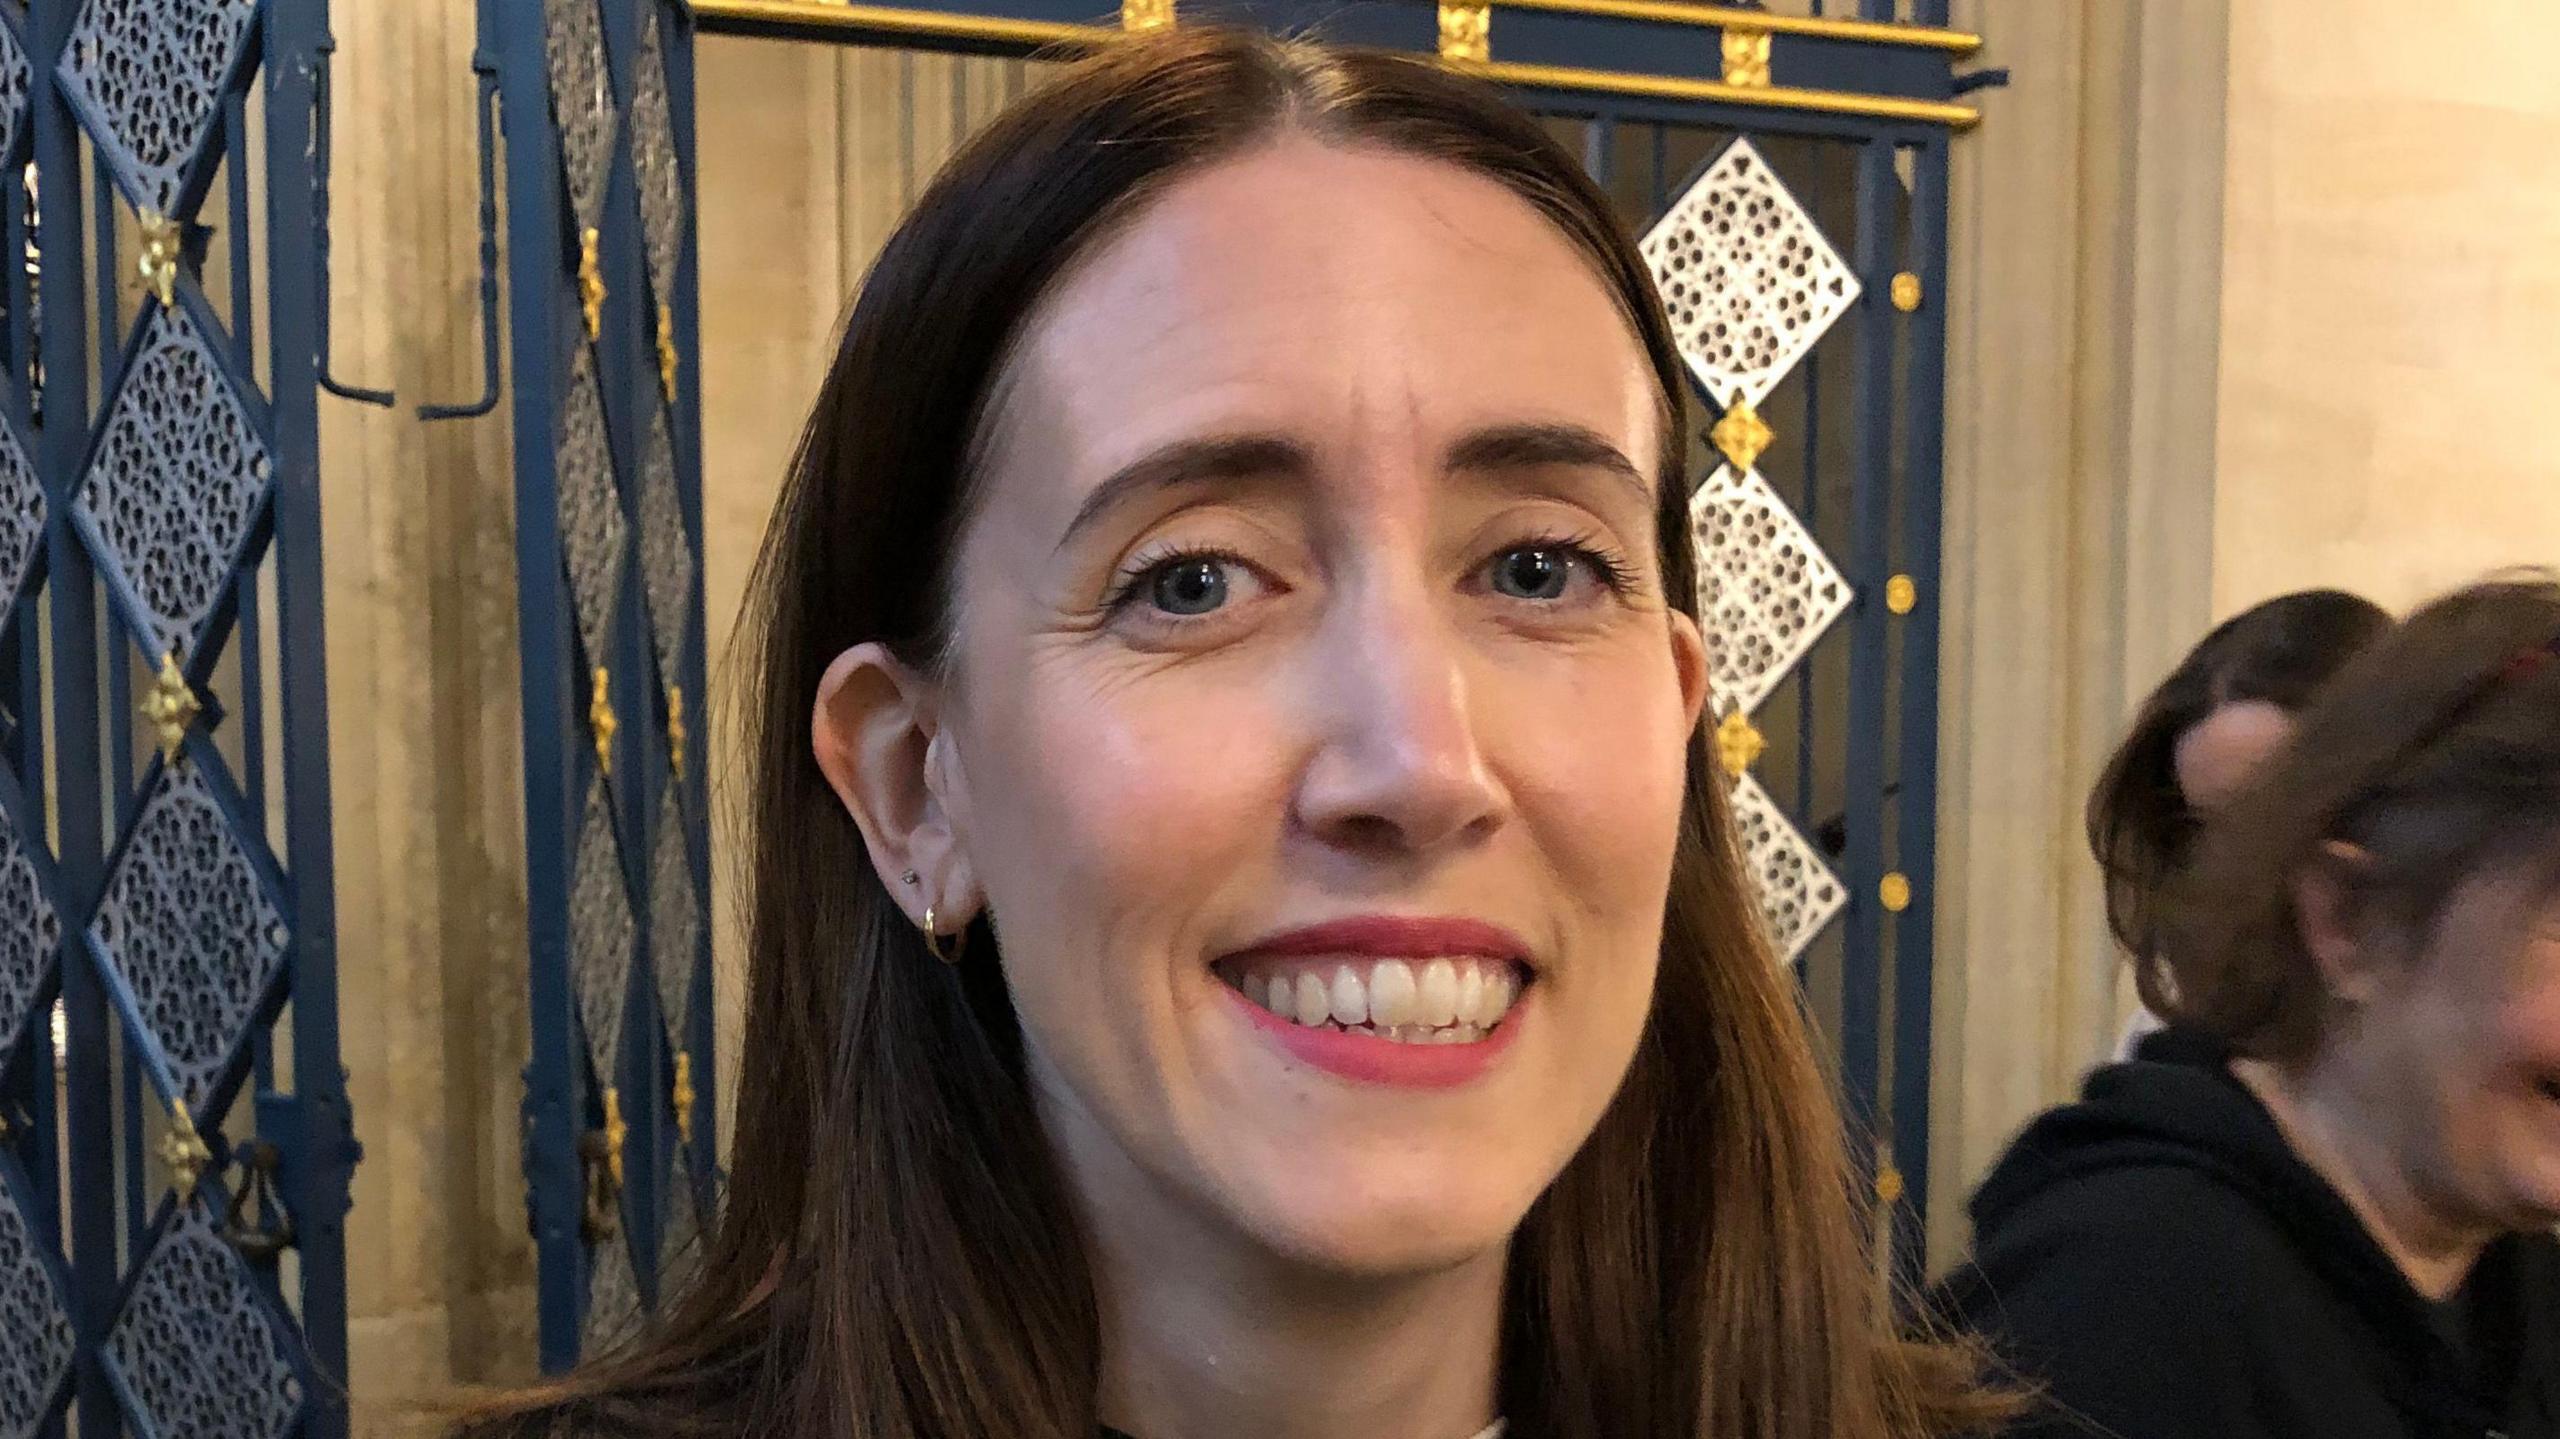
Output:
top-left (921, 905), bottom-right (967, 965)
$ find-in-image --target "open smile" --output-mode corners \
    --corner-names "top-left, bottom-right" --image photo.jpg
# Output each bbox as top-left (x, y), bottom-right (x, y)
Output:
top-left (1213, 916), bottom-right (1535, 1086)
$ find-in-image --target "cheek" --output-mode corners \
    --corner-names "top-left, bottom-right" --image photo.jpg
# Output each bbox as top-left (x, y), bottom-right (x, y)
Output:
top-left (1489, 640), bottom-right (1694, 930)
top-left (2492, 948), bottom-right (2560, 1066)
top-left (962, 658), bottom-right (1289, 954)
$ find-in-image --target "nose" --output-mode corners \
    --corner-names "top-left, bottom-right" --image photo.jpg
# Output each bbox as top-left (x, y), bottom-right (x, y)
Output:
top-left (1292, 580), bottom-right (1512, 858)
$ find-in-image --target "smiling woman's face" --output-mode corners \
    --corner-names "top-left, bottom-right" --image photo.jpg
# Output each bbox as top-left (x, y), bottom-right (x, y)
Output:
top-left (865, 135), bottom-right (1706, 1277)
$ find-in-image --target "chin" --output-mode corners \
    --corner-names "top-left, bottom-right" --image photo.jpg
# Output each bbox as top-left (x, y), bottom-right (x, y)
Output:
top-left (1237, 1154), bottom-right (1544, 1278)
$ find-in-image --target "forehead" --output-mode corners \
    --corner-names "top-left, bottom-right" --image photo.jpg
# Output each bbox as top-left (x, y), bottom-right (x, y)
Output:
top-left (981, 135), bottom-right (1661, 488)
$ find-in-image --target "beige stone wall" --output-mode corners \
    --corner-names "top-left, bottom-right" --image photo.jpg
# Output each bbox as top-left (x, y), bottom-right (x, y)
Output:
top-left (2212, 0), bottom-right (2560, 613)
top-left (1929, 0), bottom-right (2233, 1261)
top-left (323, 2), bottom-right (542, 1434)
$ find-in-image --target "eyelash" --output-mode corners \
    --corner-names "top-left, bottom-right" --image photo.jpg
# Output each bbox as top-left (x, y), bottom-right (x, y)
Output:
top-left (1102, 542), bottom-right (1258, 614)
top-left (1506, 528), bottom-right (1639, 597)
top-left (1101, 530), bottom-right (1641, 616)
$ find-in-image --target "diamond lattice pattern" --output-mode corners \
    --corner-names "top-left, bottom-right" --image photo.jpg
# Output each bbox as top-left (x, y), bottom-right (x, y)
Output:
top-left (58, 0), bottom-right (258, 216)
top-left (101, 1201), bottom-right (305, 1439)
top-left (87, 763), bottom-right (287, 1111)
top-left (1727, 771), bottom-right (1848, 963)
top-left (0, 803), bottom-right (58, 1071)
top-left (74, 304), bottom-right (274, 665)
top-left (1687, 463), bottom-right (1855, 717)
top-left (543, 0), bottom-right (616, 236)
top-left (570, 776), bottom-right (633, 1083)
top-left (1640, 137), bottom-right (1861, 411)
top-left (0, 1167), bottom-right (75, 1439)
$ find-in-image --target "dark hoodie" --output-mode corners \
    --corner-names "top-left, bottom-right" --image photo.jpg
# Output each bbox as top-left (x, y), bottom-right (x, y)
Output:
top-left (1940, 1032), bottom-right (2560, 1439)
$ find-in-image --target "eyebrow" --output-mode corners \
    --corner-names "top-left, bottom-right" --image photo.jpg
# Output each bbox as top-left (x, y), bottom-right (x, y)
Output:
top-left (1057, 435), bottom-right (1316, 551)
top-left (1445, 422), bottom-right (1652, 510)
top-left (1055, 421), bottom-right (1652, 551)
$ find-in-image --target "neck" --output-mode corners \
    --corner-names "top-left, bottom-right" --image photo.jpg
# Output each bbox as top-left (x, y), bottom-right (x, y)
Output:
top-left (2232, 1055), bottom-right (2498, 1300)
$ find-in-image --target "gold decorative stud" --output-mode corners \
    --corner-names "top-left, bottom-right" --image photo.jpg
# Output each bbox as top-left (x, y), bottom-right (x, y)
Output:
top-left (577, 227), bottom-right (606, 341)
top-left (1890, 271), bottom-right (1922, 313)
top-left (1710, 399), bottom-right (1774, 472)
top-left (1880, 872), bottom-right (1913, 913)
top-left (1119, 0), bottom-right (1173, 30)
top-left (1885, 574), bottom-right (1918, 615)
top-left (141, 653), bottom-right (201, 765)
top-left (665, 681), bottom-right (687, 781)
top-left (655, 303), bottom-right (680, 402)
top-left (1714, 709), bottom-right (1766, 776)
top-left (590, 665), bottom-right (617, 776)
top-left (1876, 1164), bottom-right (1906, 1204)
top-left (160, 1100), bottom-right (213, 1194)
top-left (671, 1051), bottom-right (696, 1146)
top-left (1721, 25), bottom-right (1772, 87)
top-left (1437, 0), bottom-right (1491, 61)
top-left (600, 1085), bottom-right (628, 1189)
top-left (137, 210), bottom-right (181, 308)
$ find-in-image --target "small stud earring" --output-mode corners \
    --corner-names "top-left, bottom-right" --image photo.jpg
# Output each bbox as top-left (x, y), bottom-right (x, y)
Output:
top-left (900, 870), bottom-right (919, 887)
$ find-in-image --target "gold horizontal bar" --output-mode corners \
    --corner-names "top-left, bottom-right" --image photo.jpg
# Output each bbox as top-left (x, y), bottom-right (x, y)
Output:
top-left (693, 2), bottom-right (1978, 127)
top-left (1467, 56), bottom-right (1978, 126)
top-left (1498, 0), bottom-right (1981, 55)
top-left (692, 0), bottom-right (1115, 50)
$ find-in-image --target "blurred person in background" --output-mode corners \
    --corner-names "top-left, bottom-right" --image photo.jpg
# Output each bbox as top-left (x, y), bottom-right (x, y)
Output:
top-left (2086, 589), bottom-right (2391, 1059)
top-left (1944, 574), bottom-right (2560, 1439)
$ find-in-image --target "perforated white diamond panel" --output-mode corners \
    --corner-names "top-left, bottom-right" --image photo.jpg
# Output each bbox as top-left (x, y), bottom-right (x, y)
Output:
top-left (1640, 138), bottom-right (1860, 411)
top-left (649, 784), bottom-right (697, 1042)
top-left (101, 1201), bottom-right (304, 1439)
top-left (1688, 463), bottom-right (1854, 716)
top-left (0, 1166), bottom-right (74, 1439)
top-left (585, 1228), bottom-right (643, 1346)
top-left (1727, 771), bottom-right (1846, 963)
top-left (569, 776), bottom-right (632, 1083)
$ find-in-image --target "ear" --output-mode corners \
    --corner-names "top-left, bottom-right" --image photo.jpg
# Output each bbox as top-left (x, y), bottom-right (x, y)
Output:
top-left (811, 643), bottom-right (981, 930)
top-left (1668, 606), bottom-right (1711, 732)
top-left (2293, 840), bottom-right (2386, 1005)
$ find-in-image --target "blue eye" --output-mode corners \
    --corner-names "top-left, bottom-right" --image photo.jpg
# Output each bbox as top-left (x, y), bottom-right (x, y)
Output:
top-left (1149, 557), bottom-right (1231, 615)
top-left (1490, 546), bottom-right (1574, 600)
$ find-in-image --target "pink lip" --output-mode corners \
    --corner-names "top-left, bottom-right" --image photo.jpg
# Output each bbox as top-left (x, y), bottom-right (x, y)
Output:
top-left (1222, 985), bottom-right (1526, 1088)
top-left (1218, 915), bottom-right (1533, 1089)
top-left (1231, 915), bottom-right (1532, 965)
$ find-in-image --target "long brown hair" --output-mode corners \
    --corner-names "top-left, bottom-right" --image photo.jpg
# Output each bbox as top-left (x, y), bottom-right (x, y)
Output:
top-left (2154, 572), bottom-right (2560, 1060)
top-left (465, 28), bottom-right (1999, 1438)
top-left (2084, 588), bottom-right (2389, 984)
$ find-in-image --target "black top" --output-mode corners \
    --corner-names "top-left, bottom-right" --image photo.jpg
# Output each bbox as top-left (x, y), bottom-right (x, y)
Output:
top-left (1938, 1031), bottom-right (2560, 1439)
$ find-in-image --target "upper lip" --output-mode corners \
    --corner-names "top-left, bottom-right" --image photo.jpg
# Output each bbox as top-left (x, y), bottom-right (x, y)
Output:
top-left (1225, 915), bottom-right (1534, 969)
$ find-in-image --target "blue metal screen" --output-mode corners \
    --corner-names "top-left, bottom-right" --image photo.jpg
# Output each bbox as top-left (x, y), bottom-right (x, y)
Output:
top-left (0, 0), bottom-right (363, 1436)
top-left (439, 0), bottom-right (717, 1370)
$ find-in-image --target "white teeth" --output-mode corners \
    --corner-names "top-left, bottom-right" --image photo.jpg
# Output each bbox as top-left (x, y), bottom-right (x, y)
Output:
top-left (1417, 959), bottom-right (1460, 1026)
top-left (1293, 971), bottom-right (1332, 1028)
top-left (1367, 959), bottom-right (1417, 1027)
top-left (1328, 966), bottom-right (1368, 1026)
top-left (1454, 964), bottom-right (1486, 1026)
top-left (1237, 956), bottom-right (1524, 1039)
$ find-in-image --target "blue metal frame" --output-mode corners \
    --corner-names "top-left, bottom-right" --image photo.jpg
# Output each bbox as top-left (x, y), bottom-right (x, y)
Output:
top-left (0, 0), bottom-right (362, 1435)
top-left (468, 0), bottom-right (717, 1369)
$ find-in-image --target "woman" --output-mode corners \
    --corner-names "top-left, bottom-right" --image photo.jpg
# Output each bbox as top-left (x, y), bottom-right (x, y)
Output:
top-left (1947, 575), bottom-right (2560, 1438)
top-left (2085, 589), bottom-right (2389, 1057)
top-left (465, 27), bottom-right (1999, 1439)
